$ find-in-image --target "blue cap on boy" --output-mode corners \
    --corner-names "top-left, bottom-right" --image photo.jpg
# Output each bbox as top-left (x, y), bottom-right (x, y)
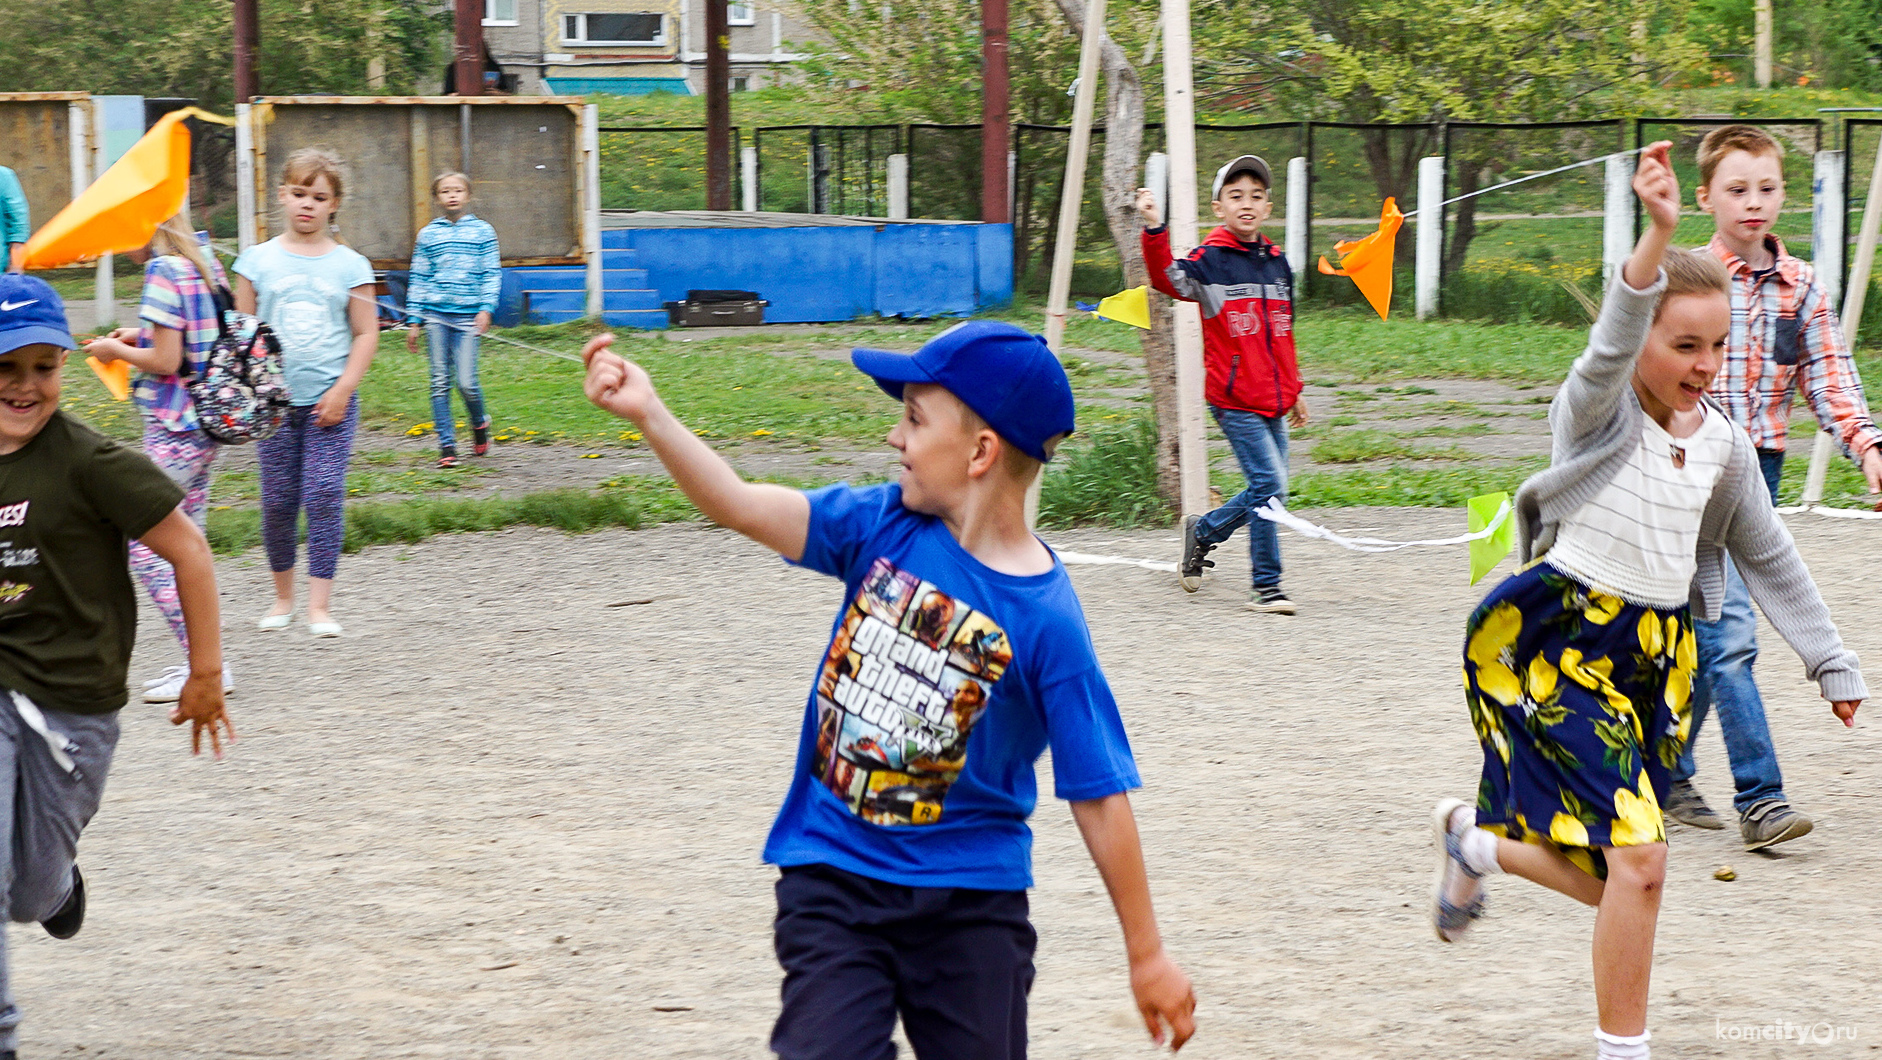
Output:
top-left (850, 320), bottom-right (1076, 463)
top-left (0, 275), bottom-right (74, 355)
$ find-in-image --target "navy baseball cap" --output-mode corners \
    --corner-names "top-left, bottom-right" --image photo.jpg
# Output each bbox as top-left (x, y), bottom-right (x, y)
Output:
top-left (0, 275), bottom-right (74, 355)
top-left (851, 321), bottom-right (1075, 463)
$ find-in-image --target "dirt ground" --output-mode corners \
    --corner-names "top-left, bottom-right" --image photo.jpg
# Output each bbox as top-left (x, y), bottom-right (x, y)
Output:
top-left (13, 509), bottom-right (1881, 1059)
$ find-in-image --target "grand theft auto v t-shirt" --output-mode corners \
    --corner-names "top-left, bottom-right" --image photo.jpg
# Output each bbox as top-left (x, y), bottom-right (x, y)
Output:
top-left (764, 482), bottom-right (1141, 891)
top-left (0, 412), bottom-right (184, 714)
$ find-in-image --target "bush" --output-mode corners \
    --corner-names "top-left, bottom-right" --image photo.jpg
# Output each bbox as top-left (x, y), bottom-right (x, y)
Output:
top-left (1037, 413), bottom-right (1173, 529)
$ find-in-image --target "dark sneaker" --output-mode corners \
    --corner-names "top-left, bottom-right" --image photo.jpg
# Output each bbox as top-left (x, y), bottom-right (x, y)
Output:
top-left (1663, 779), bottom-right (1725, 830)
top-left (42, 864), bottom-right (84, 940)
top-left (1247, 586), bottom-right (1296, 615)
top-left (1741, 799), bottom-right (1813, 851)
top-left (438, 445), bottom-right (459, 469)
top-left (472, 418), bottom-right (492, 456)
top-left (1178, 515), bottom-right (1215, 593)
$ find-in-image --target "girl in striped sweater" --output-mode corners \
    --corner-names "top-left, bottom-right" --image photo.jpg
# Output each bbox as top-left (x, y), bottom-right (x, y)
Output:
top-left (1428, 142), bottom-right (1864, 1060)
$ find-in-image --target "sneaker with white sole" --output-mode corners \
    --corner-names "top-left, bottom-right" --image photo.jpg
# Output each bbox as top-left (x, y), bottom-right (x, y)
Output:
top-left (143, 664), bottom-right (187, 690)
top-left (1247, 586), bottom-right (1296, 614)
top-left (1662, 778), bottom-right (1725, 829)
top-left (142, 665), bottom-right (235, 704)
top-left (1178, 515), bottom-right (1215, 593)
top-left (1430, 798), bottom-right (1486, 943)
top-left (1740, 799), bottom-right (1813, 851)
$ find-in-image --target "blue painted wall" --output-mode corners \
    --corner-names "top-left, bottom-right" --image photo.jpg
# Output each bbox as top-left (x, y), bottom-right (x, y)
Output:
top-left (601, 222), bottom-right (1013, 324)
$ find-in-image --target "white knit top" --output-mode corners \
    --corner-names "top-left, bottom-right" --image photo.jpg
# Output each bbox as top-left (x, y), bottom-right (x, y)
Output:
top-left (1546, 405), bottom-right (1736, 607)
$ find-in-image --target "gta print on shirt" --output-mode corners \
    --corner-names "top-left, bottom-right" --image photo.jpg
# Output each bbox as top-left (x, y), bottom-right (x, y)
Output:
top-left (814, 557), bottom-right (1013, 825)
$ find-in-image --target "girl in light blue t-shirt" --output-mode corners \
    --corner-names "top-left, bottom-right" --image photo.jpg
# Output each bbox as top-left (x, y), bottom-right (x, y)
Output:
top-left (233, 147), bottom-right (378, 639)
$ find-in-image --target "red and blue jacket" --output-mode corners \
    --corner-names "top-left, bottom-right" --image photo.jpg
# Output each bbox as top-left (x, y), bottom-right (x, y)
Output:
top-left (1141, 224), bottom-right (1302, 417)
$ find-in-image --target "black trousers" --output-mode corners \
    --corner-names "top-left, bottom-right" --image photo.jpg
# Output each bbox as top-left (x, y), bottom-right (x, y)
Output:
top-left (770, 863), bottom-right (1037, 1060)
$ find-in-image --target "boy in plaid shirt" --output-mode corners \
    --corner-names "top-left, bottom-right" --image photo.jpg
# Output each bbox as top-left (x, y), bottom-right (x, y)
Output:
top-left (1663, 125), bottom-right (1882, 849)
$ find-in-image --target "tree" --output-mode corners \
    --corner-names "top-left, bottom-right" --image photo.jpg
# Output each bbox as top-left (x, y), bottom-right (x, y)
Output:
top-left (1190, 0), bottom-right (1705, 269)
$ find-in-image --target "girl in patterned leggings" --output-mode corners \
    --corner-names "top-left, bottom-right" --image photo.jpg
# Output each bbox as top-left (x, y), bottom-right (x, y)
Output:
top-left (82, 211), bottom-right (236, 702)
top-left (1427, 143), bottom-right (1864, 1060)
top-left (233, 148), bottom-right (378, 637)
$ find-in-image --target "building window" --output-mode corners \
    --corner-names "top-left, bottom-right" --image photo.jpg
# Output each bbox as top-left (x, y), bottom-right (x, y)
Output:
top-left (483, 0), bottom-right (518, 24)
top-left (561, 12), bottom-right (666, 45)
top-left (728, 2), bottom-right (756, 25)
top-left (732, 75), bottom-right (750, 92)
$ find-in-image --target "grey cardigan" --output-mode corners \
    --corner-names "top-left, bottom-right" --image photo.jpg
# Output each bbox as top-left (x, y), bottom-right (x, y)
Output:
top-left (1514, 271), bottom-right (1866, 704)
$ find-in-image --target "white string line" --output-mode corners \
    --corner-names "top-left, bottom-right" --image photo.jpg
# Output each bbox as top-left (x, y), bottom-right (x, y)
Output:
top-left (1402, 145), bottom-right (1650, 219)
top-left (1060, 499), bottom-right (1512, 570)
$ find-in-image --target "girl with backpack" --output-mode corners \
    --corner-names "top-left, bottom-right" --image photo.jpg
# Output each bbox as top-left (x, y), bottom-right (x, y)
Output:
top-left (83, 210), bottom-right (239, 703)
top-left (233, 147), bottom-right (378, 638)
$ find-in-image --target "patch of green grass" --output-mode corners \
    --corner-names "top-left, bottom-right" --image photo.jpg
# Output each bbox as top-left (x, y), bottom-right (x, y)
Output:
top-left (1334, 389), bottom-right (1379, 403)
top-left (1776, 450), bottom-right (1882, 509)
top-left (1325, 414), bottom-right (1360, 427)
top-left (1310, 431), bottom-right (1473, 464)
top-left (1289, 457), bottom-right (1551, 508)
top-left (1399, 423), bottom-right (1498, 438)
top-left (1297, 312), bottom-right (1586, 384)
top-left (205, 481), bottom-right (699, 556)
top-left (1037, 413), bottom-right (1171, 529)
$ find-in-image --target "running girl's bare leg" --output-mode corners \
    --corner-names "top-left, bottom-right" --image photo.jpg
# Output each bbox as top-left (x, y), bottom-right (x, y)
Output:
top-left (1496, 839), bottom-right (1606, 907)
top-left (1591, 843), bottom-right (1664, 1038)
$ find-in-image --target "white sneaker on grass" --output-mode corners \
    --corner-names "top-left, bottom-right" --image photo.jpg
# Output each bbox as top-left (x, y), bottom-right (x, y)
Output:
top-left (142, 665), bottom-right (235, 704)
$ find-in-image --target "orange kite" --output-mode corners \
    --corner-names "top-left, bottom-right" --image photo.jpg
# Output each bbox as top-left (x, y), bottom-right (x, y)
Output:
top-left (21, 107), bottom-right (230, 270)
top-left (1317, 198), bottom-right (1404, 320)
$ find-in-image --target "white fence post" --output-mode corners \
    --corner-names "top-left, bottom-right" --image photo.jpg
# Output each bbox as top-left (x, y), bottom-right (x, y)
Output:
top-left (1603, 153), bottom-right (1636, 286)
top-left (886, 153), bottom-right (909, 220)
top-left (1285, 156), bottom-right (1308, 276)
top-left (1162, 0), bottom-right (1210, 519)
top-left (1144, 152), bottom-right (1168, 233)
top-left (1813, 149), bottom-right (1846, 307)
top-left (236, 103), bottom-right (257, 251)
top-left (741, 145), bottom-right (758, 211)
top-left (1414, 155), bottom-right (1443, 321)
top-left (581, 103), bottom-right (602, 320)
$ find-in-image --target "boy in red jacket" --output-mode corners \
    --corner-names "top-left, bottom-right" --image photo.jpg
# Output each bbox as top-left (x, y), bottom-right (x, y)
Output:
top-left (1138, 156), bottom-right (1309, 613)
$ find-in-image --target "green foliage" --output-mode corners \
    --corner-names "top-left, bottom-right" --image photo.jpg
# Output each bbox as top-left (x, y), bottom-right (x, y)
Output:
top-left (1289, 457), bottom-right (1552, 507)
top-left (1687, 0), bottom-right (1882, 91)
top-left (1037, 413), bottom-right (1172, 528)
top-left (0, 0), bottom-right (446, 107)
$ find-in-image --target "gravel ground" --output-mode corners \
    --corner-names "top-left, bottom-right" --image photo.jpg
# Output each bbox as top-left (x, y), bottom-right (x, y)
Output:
top-left (11, 508), bottom-right (1880, 1059)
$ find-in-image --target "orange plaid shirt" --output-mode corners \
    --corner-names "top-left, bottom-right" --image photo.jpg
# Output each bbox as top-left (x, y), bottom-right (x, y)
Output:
top-left (1705, 234), bottom-right (1882, 459)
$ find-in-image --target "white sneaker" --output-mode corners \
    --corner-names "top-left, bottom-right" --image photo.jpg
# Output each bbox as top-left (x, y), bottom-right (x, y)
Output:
top-left (142, 665), bottom-right (235, 703)
top-left (142, 664), bottom-right (187, 690)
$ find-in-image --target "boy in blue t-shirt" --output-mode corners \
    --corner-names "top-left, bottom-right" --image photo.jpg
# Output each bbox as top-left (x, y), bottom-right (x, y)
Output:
top-left (582, 320), bottom-right (1196, 1057)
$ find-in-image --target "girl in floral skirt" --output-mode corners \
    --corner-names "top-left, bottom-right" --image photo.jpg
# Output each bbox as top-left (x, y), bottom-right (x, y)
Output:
top-left (1428, 142), bottom-right (1865, 1060)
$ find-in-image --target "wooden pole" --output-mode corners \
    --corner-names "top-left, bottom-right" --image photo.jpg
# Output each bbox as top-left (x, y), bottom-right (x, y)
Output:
top-left (980, 0), bottom-right (1011, 223)
top-left (1162, 0), bottom-right (1209, 518)
top-left (454, 0), bottom-right (485, 96)
top-left (1042, 0), bottom-right (1105, 354)
top-left (705, 0), bottom-right (733, 210)
top-left (233, 0), bottom-right (259, 104)
top-left (1802, 131), bottom-right (1882, 504)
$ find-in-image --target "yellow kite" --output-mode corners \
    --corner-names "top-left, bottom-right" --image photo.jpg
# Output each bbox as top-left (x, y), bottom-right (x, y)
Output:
top-left (1317, 198), bottom-right (1404, 320)
top-left (22, 108), bottom-right (231, 271)
top-left (1093, 285), bottom-right (1151, 330)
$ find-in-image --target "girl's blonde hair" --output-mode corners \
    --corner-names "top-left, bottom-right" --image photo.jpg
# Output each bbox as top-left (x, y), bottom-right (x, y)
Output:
top-left (149, 208), bottom-right (216, 283)
top-left (281, 146), bottom-right (346, 200)
top-left (1654, 248), bottom-right (1731, 320)
top-left (432, 171), bottom-right (471, 197)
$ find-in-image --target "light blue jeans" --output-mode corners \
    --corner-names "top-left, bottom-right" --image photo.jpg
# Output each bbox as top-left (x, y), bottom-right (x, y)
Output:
top-left (1672, 450), bottom-right (1787, 811)
top-left (425, 313), bottom-right (489, 451)
top-left (1193, 407), bottom-right (1288, 589)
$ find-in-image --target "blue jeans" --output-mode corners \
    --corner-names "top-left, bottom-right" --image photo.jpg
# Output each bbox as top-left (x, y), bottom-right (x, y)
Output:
top-left (425, 313), bottom-right (489, 451)
top-left (1194, 407), bottom-right (1288, 589)
top-left (1673, 449), bottom-right (1787, 810)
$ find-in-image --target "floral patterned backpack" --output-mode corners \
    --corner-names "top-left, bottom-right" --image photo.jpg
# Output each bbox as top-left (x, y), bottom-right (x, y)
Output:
top-left (186, 285), bottom-right (292, 444)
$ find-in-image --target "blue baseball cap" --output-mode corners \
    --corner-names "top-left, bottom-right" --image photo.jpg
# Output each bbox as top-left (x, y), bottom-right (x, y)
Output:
top-left (851, 321), bottom-right (1075, 463)
top-left (0, 275), bottom-right (74, 355)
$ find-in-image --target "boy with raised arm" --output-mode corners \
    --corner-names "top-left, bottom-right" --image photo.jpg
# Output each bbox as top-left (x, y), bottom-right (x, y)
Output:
top-left (582, 320), bottom-right (1195, 1058)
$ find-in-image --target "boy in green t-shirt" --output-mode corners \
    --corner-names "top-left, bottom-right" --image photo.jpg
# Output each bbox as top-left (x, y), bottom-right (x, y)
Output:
top-left (0, 274), bottom-right (235, 1059)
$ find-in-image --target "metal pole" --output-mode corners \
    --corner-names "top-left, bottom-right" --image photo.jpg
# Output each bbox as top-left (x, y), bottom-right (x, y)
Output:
top-left (1414, 155), bottom-right (1443, 320)
top-left (455, 0), bottom-right (485, 96)
top-left (705, 0), bottom-right (732, 210)
top-left (980, 0), bottom-right (1011, 223)
top-left (1802, 129), bottom-right (1882, 504)
top-left (460, 104), bottom-right (473, 176)
top-left (1163, 0), bottom-right (1209, 519)
top-left (582, 104), bottom-right (603, 319)
top-left (1602, 153), bottom-right (1636, 285)
top-left (741, 146), bottom-right (759, 211)
top-left (1813, 149), bottom-right (1846, 306)
top-left (886, 154), bottom-right (909, 219)
top-left (232, 0), bottom-right (259, 104)
top-left (1042, 0), bottom-right (1105, 354)
top-left (1284, 156), bottom-right (1307, 275)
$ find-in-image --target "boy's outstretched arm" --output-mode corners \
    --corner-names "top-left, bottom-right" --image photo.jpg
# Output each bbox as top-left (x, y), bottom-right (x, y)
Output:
top-left (1071, 792), bottom-right (1197, 1051)
top-left (582, 333), bottom-right (811, 560)
top-left (136, 508), bottom-right (236, 758)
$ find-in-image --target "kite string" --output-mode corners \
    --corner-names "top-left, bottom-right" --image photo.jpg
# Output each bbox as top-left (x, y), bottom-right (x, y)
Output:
top-left (1401, 145), bottom-right (1651, 219)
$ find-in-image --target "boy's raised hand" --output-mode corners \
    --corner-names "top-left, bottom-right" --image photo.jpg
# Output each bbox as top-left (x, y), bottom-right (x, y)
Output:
top-left (1633, 141), bottom-right (1680, 233)
top-left (1135, 187), bottom-right (1161, 227)
top-left (581, 333), bottom-right (656, 423)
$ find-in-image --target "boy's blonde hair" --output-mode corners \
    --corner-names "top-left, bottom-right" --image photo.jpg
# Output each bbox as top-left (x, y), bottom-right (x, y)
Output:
top-left (432, 171), bottom-right (471, 197)
top-left (1654, 247), bottom-right (1731, 321)
top-left (1697, 125), bottom-right (1784, 188)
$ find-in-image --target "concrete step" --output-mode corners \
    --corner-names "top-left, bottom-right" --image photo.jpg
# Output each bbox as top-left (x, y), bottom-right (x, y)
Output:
top-left (511, 266), bottom-right (651, 292)
top-left (529, 306), bottom-right (669, 330)
top-left (524, 288), bottom-right (665, 317)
